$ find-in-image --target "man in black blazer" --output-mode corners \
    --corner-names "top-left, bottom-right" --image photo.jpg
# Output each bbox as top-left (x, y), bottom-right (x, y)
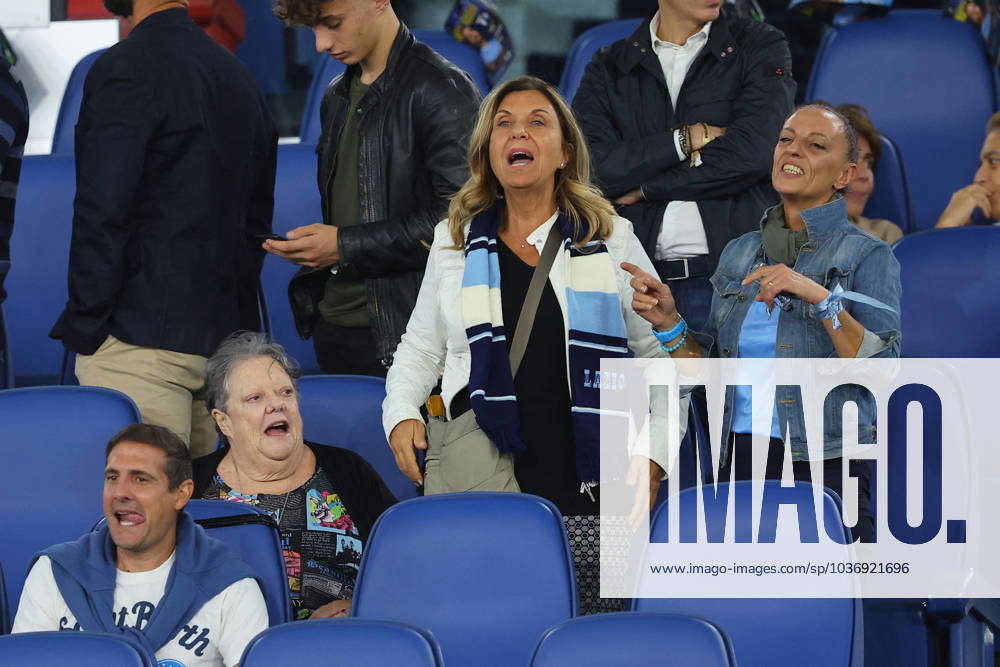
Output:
top-left (50, 0), bottom-right (277, 456)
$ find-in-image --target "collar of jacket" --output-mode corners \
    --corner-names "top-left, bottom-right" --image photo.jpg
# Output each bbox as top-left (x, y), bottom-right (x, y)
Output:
top-left (332, 21), bottom-right (414, 99)
top-left (758, 195), bottom-right (851, 243)
top-left (131, 6), bottom-right (195, 33)
top-left (615, 7), bottom-right (737, 75)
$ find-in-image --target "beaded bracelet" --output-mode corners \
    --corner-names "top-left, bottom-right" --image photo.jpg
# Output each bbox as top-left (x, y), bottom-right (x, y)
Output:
top-left (661, 333), bottom-right (688, 354)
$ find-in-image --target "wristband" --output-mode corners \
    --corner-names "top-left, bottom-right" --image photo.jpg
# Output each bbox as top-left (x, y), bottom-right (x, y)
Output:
top-left (661, 333), bottom-right (688, 354)
top-left (652, 317), bottom-right (686, 343)
top-left (815, 284), bottom-right (846, 330)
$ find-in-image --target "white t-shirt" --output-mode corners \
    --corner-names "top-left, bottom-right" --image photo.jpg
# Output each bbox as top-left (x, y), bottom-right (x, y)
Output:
top-left (12, 554), bottom-right (268, 667)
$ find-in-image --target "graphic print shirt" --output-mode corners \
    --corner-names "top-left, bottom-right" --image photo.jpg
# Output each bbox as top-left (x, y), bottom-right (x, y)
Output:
top-left (202, 466), bottom-right (363, 619)
top-left (12, 554), bottom-right (267, 667)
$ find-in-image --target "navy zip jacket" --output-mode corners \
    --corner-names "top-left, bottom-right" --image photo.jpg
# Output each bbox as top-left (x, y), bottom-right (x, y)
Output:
top-left (50, 8), bottom-right (277, 357)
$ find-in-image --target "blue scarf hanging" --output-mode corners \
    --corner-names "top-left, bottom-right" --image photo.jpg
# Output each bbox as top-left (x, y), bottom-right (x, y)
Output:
top-left (461, 203), bottom-right (632, 483)
top-left (37, 511), bottom-right (259, 656)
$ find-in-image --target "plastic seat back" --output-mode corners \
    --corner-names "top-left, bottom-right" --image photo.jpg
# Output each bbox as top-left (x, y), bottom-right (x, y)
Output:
top-left (865, 134), bottom-right (913, 233)
top-left (260, 143), bottom-right (323, 372)
top-left (51, 49), bottom-right (106, 156)
top-left (0, 386), bottom-right (139, 615)
top-left (183, 500), bottom-right (293, 625)
top-left (531, 612), bottom-right (735, 666)
top-left (0, 631), bottom-right (156, 666)
top-left (559, 19), bottom-right (643, 103)
top-left (297, 375), bottom-right (416, 500)
top-left (240, 618), bottom-right (443, 666)
top-left (7, 155), bottom-right (77, 385)
top-left (892, 226), bottom-right (1000, 357)
top-left (633, 481), bottom-right (863, 666)
top-left (352, 493), bottom-right (576, 666)
top-left (806, 10), bottom-right (998, 229)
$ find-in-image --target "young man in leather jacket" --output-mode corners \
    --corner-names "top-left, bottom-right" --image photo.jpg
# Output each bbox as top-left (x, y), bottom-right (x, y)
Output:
top-left (267, 0), bottom-right (481, 375)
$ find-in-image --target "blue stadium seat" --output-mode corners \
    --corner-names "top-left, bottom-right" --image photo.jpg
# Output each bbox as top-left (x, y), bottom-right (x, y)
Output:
top-left (559, 19), bottom-right (643, 103)
top-left (299, 56), bottom-right (346, 144)
top-left (0, 631), bottom-right (155, 666)
top-left (805, 10), bottom-right (998, 230)
top-left (865, 135), bottom-right (914, 234)
top-left (352, 493), bottom-right (576, 666)
top-left (7, 155), bottom-right (76, 386)
top-left (263, 143), bottom-right (323, 372)
top-left (633, 481), bottom-right (863, 666)
top-left (0, 305), bottom-right (11, 390)
top-left (531, 613), bottom-right (736, 666)
top-left (297, 375), bottom-right (416, 501)
top-left (299, 30), bottom-right (488, 144)
top-left (177, 500), bottom-right (293, 626)
top-left (51, 49), bottom-right (105, 156)
top-left (1, 561), bottom-right (9, 635)
top-left (412, 29), bottom-right (490, 95)
top-left (0, 386), bottom-right (140, 619)
top-left (240, 618), bottom-right (444, 666)
top-left (892, 226), bottom-right (1000, 357)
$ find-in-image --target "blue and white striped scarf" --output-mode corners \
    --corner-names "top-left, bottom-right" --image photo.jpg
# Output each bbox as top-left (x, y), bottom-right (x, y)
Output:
top-left (462, 204), bottom-right (631, 484)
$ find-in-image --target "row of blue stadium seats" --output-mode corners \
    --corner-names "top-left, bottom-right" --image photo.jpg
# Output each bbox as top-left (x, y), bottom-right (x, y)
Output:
top-left (1, 613), bottom-right (735, 666)
top-left (3, 382), bottom-right (1000, 664)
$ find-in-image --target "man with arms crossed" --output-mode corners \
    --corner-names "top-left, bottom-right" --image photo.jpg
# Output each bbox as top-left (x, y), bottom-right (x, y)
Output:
top-left (574, 0), bottom-right (795, 329)
top-left (266, 0), bottom-right (479, 375)
top-left (13, 423), bottom-right (267, 666)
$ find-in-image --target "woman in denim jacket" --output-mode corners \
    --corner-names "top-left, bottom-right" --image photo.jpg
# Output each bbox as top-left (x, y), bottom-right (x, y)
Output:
top-left (623, 104), bottom-right (901, 542)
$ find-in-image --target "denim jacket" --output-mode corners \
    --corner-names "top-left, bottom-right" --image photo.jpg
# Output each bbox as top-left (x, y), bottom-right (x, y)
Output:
top-left (692, 197), bottom-right (902, 462)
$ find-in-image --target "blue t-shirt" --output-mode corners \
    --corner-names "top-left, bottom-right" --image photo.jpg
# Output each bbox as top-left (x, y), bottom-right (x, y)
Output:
top-left (732, 300), bottom-right (782, 438)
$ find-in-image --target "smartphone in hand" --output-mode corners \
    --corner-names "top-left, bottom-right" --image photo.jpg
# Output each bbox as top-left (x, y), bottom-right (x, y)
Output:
top-left (254, 233), bottom-right (286, 243)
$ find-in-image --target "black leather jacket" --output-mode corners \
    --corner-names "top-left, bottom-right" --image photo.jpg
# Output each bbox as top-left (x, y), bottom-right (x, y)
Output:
top-left (573, 10), bottom-right (795, 270)
top-left (289, 24), bottom-right (480, 366)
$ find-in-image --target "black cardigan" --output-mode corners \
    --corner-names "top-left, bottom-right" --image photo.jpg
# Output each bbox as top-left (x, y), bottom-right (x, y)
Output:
top-left (192, 440), bottom-right (397, 540)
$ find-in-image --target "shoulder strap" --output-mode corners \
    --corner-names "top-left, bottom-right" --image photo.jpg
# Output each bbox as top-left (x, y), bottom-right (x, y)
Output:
top-left (509, 223), bottom-right (562, 378)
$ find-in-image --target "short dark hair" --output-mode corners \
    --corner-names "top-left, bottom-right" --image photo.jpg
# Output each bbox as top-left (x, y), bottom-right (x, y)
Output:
top-left (797, 101), bottom-right (860, 164)
top-left (273, 0), bottom-right (328, 27)
top-left (105, 423), bottom-right (193, 490)
top-left (987, 111), bottom-right (1000, 135)
top-left (835, 103), bottom-right (882, 169)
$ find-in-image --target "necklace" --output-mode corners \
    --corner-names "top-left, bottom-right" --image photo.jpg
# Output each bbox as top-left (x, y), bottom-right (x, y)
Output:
top-left (228, 455), bottom-right (296, 529)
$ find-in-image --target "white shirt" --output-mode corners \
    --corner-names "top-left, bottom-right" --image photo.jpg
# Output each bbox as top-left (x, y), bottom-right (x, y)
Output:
top-left (382, 214), bottom-right (687, 476)
top-left (13, 554), bottom-right (268, 667)
top-left (649, 12), bottom-right (711, 261)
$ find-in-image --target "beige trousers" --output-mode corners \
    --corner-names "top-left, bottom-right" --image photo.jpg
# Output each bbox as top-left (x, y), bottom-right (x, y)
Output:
top-left (75, 335), bottom-right (217, 457)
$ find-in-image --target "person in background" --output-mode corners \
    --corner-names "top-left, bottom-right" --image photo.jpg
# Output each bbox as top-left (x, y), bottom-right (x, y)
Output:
top-left (13, 423), bottom-right (268, 667)
top-left (936, 111), bottom-right (1000, 227)
top-left (835, 103), bottom-right (903, 244)
top-left (385, 76), bottom-right (675, 614)
top-left (193, 332), bottom-right (395, 620)
top-left (625, 104), bottom-right (902, 543)
top-left (266, 0), bottom-right (480, 376)
top-left (573, 0), bottom-right (796, 330)
top-left (50, 0), bottom-right (278, 456)
top-left (0, 28), bottom-right (27, 306)
top-left (0, 29), bottom-right (28, 387)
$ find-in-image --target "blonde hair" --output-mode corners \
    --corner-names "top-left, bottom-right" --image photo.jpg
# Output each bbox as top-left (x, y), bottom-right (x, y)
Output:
top-left (447, 76), bottom-right (616, 249)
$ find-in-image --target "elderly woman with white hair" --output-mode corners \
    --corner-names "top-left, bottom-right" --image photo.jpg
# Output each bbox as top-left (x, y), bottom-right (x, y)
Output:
top-left (192, 331), bottom-right (395, 620)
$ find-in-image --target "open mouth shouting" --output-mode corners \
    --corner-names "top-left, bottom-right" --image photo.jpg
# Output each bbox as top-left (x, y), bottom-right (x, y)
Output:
top-left (507, 148), bottom-right (535, 169)
top-left (264, 419), bottom-right (290, 437)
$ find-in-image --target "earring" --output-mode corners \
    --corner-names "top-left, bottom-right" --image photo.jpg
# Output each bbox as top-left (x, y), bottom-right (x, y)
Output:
top-left (559, 162), bottom-right (566, 169)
